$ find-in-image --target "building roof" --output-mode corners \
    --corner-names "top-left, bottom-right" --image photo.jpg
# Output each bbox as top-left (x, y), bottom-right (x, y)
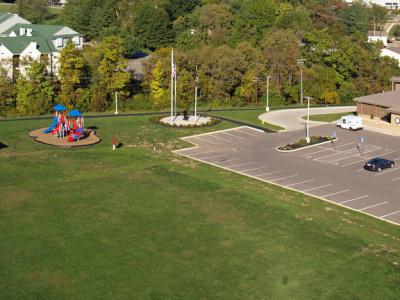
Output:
top-left (387, 106), bottom-right (400, 114)
top-left (354, 90), bottom-right (400, 108)
top-left (0, 36), bottom-right (56, 54)
top-left (3, 24), bottom-right (80, 39)
top-left (0, 12), bottom-right (13, 23)
top-left (368, 31), bottom-right (387, 37)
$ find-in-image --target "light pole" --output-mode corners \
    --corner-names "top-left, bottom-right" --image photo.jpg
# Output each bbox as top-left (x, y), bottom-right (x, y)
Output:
top-left (115, 92), bottom-right (119, 115)
top-left (298, 58), bottom-right (306, 106)
top-left (194, 72), bottom-right (199, 122)
top-left (305, 96), bottom-right (313, 143)
top-left (266, 75), bottom-right (271, 112)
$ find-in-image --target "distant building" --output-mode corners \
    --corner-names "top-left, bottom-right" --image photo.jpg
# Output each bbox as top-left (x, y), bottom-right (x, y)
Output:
top-left (381, 47), bottom-right (400, 65)
top-left (345, 0), bottom-right (400, 10)
top-left (354, 78), bottom-right (400, 132)
top-left (48, 0), bottom-right (68, 7)
top-left (0, 23), bottom-right (83, 79)
top-left (0, 12), bottom-right (30, 34)
top-left (368, 31), bottom-right (388, 47)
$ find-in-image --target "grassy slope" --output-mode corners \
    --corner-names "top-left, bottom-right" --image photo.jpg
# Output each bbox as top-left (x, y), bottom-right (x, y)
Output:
top-left (0, 117), bottom-right (399, 299)
top-left (210, 109), bottom-right (284, 131)
top-left (0, 4), bottom-right (63, 25)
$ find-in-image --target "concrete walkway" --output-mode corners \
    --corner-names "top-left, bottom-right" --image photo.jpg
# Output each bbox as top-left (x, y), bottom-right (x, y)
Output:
top-left (258, 106), bottom-right (356, 132)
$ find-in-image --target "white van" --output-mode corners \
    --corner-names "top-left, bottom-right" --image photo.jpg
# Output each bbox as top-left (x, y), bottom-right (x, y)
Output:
top-left (336, 115), bottom-right (363, 130)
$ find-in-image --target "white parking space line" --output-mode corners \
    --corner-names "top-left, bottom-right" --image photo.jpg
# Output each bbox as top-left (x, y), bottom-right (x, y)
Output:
top-left (201, 154), bottom-right (226, 160)
top-left (257, 170), bottom-right (282, 177)
top-left (359, 201), bottom-right (389, 211)
top-left (219, 131), bottom-right (245, 140)
top-left (269, 175), bottom-right (299, 182)
top-left (302, 184), bottom-right (332, 193)
top-left (214, 158), bottom-right (239, 164)
top-left (320, 189), bottom-right (350, 198)
top-left (207, 135), bottom-right (232, 143)
top-left (373, 167), bottom-right (400, 176)
top-left (340, 150), bottom-right (396, 167)
top-left (380, 210), bottom-right (400, 218)
top-left (190, 150), bottom-right (214, 156)
top-left (232, 129), bottom-right (258, 137)
top-left (392, 177), bottom-right (400, 181)
top-left (300, 147), bottom-right (334, 157)
top-left (300, 142), bottom-right (357, 157)
top-left (314, 146), bottom-right (383, 164)
top-left (286, 179), bottom-right (315, 187)
top-left (193, 136), bottom-right (218, 145)
top-left (224, 162), bottom-right (254, 169)
top-left (335, 142), bottom-right (358, 149)
top-left (239, 166), bottom-right (269, 173)
top-left (339, 195), bottom-right (368, 204)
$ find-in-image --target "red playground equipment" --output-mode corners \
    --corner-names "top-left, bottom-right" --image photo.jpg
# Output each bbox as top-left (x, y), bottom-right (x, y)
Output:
top-left (43, 106), bottom-right (85, 142)
top-left (67, 109), bottom-right (84, 142)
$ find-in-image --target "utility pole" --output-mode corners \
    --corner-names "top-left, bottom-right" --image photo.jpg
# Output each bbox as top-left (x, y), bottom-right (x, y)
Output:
top-left (298, 58), bottom-right (306, 106)
top-left (266, 75), bottom-right (271, 112)
top-left (305, 96), bottom-right (313, 143)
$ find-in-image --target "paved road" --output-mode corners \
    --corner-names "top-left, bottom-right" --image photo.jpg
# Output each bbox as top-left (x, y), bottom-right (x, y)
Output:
top-left (258, 106), bottom-right (356, 132)
top-left (175, 125), bottom-right (400, 226)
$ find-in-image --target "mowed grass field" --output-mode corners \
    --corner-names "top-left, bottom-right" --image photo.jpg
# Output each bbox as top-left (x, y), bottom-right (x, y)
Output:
top-left (210, 109), bottom-right (284, 131)
top-left (0, 116), bottom-right (399, 299)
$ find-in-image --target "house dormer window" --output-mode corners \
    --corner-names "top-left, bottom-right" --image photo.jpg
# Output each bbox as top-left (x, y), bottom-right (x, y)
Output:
top-left (56, 37), bottom-right (63, 47)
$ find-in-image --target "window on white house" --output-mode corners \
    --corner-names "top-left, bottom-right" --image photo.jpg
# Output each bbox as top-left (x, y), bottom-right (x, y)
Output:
top-left (72, 36), bottom-right (80, 45)
top-left (56, 38), bottom-right (63, 47)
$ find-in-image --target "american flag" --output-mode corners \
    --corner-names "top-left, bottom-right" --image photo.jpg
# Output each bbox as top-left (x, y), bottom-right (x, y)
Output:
top-left (171, 48), bottom-right (176, 79)
top-left (171, 63), bottom-right (176, 79)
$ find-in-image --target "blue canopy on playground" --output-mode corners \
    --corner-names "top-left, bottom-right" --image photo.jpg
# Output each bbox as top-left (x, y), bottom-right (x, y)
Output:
top-left (68, 109), bottom-right (82, 117)
top-left (53, 104), bottom-right (67, 111)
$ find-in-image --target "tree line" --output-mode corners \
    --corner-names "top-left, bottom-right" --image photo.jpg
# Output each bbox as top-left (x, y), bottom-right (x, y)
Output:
top-left (1, 0), bottom-right (399, 116)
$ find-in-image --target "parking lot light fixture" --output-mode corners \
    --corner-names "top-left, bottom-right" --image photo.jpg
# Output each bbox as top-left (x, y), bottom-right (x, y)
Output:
top-left (305, 96), bottom-right (313, 143)
top-left (266, 75), bottom-right (271, 112)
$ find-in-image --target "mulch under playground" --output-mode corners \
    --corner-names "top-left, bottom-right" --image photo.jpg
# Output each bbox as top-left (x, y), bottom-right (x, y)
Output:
top-left (29, 128), bottom-right (101, 148)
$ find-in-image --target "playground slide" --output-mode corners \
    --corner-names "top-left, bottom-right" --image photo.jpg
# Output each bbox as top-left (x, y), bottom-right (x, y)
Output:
top-left (68, 128), bottom-right (84, 142)
top-left (43, 116), bottom-right (58, 133)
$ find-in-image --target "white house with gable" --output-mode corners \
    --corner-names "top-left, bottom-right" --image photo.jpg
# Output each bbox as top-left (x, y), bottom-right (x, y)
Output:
top-left (0, 12), bottom-right (30, 34)
top-left (0, 22), bottom-right (83, 80)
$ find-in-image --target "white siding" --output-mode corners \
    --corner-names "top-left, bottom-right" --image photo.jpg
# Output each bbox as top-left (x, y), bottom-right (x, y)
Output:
top-left (0, 44), bottom-right (14, 79)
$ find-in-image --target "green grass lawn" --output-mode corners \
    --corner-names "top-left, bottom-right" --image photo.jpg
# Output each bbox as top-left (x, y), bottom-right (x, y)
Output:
top-left (0, 3), bottom-right (63, 25)
top-left (304, 112), bottom-right (356, 122)
top-left (210, 109), bottom-right (284, 131)
top-left (0, 116), bottom-right (399, 299)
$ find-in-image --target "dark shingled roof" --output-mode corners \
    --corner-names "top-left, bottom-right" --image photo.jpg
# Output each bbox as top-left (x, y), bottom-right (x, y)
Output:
top-left (354, 90), bottom-right (400, 108)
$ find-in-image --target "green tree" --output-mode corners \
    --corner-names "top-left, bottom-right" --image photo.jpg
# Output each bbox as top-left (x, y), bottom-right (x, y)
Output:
top-left (133, 3), bottom-right (173, 50)
top-left (150, 60), bottom-right (167, 108)
top-left (16, 61), bottom-right (54, 115)
top-left (59, 40), bottom-right (85, 109)
top-left (16, 0), bottom-right (50, 23)
top-left (96, 36), bottom-right (130, 107)
top-left (0, 68), bottom-right (16, 116)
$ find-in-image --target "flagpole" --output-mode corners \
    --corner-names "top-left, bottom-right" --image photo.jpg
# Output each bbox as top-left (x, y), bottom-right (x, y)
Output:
top-left (170, 49), bottom-right (174, 125)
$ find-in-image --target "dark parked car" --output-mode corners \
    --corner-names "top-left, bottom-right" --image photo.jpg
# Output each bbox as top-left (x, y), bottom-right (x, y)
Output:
top-left (364, 157), bottom-right (395, 172)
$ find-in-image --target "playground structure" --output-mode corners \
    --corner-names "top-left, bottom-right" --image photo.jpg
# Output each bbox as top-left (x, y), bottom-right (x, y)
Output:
top-left (29, 104), bottom-right (100, 147)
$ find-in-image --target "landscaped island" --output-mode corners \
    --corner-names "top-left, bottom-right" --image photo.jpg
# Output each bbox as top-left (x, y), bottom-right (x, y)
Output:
top-left (278, 135), bottom-right (335, 151)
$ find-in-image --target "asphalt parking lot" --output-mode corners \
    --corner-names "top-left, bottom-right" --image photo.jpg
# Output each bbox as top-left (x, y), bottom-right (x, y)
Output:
top-left (174, 125), bottom-right (400, 226)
